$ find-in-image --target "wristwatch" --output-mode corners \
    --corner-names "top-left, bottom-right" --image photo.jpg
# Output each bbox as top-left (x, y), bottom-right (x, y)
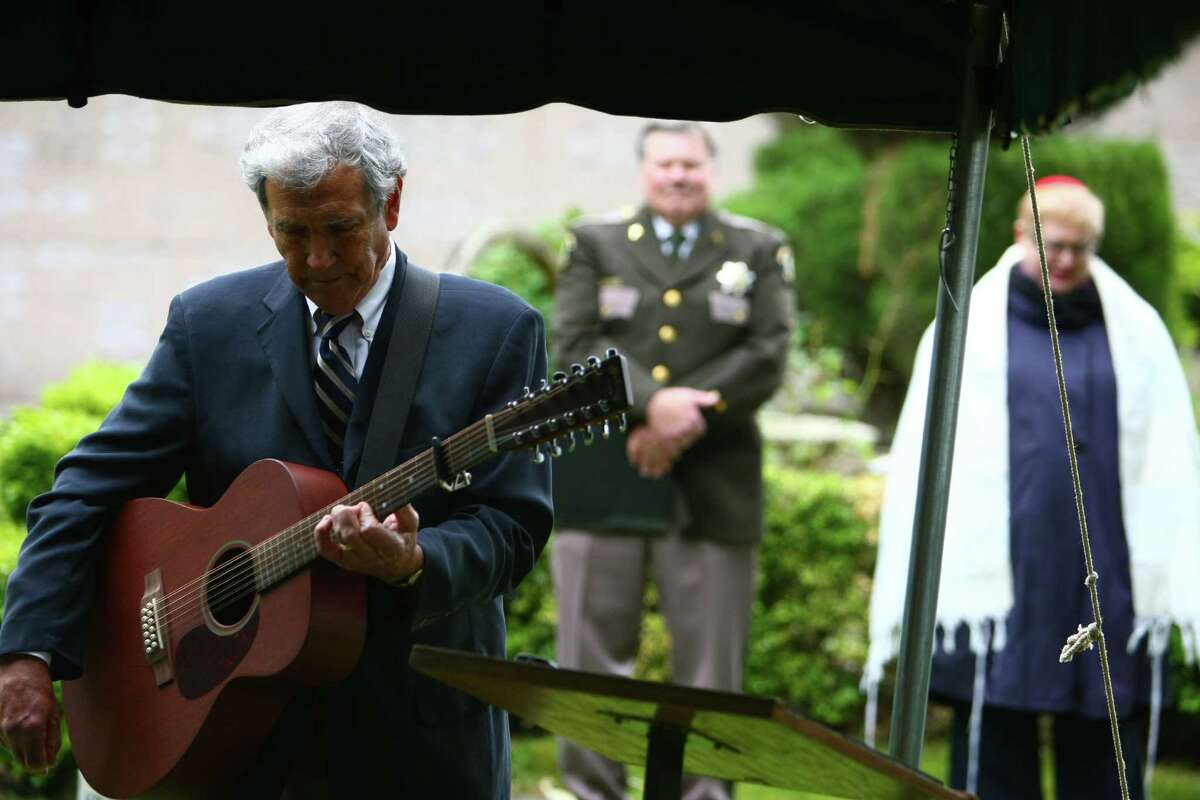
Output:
top-left (392, 568), bottom-right (423, 588)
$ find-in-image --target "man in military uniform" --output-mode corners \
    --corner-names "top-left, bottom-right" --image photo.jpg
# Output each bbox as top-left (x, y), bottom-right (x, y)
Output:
top-left (551, 121), bottom-right (795, 800)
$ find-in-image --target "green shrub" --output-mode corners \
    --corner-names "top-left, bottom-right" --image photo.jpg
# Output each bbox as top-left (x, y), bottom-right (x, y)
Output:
top-left (0, 362), bottom-right (186, 523)
top-left (504, 467), bottom-right (879, 731)
top-left (1174, 212), bottom-right (1200, 349)
top-left (467, 212), bottom-right (579, 352)
top-left (745, 469), bottom-right (878, 729)
top-left (0, 407), bottom-right (101, 522)
top-left (40, 361), bottom-right (141, 418)
top-left (724, 127), bottom-right (1179, 420)
top-left (505, 539), bottom-right (558, 662)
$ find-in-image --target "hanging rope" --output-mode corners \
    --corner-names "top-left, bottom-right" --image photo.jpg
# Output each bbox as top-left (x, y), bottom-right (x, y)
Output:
top-left (1020, 136), bottom-right (1131, 800)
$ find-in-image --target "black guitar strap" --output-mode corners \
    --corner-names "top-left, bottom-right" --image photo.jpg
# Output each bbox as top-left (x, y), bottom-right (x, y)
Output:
top-left (354, 263), bottom-right (441, 486)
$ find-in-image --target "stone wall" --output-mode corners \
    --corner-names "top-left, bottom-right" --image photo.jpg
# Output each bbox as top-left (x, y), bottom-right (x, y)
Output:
top-left (0, 100), bottom-right (776, 411)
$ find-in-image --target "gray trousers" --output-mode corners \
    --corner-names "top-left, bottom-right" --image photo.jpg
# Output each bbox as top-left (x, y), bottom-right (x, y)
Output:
top-left (551, 529), bottom-right (757, 800)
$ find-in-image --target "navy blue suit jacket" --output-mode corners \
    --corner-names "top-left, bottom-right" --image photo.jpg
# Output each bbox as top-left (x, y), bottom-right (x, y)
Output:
top-left (0, 250), bottom-right (553, 798)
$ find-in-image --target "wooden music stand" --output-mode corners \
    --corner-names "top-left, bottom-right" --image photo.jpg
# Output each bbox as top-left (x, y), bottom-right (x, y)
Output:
top-left (410, 646), bottom-right (973, 800)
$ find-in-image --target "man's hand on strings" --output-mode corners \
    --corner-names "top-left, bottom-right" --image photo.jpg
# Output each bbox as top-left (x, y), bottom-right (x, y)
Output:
top-left (315, 502), bottom-right (423, 584)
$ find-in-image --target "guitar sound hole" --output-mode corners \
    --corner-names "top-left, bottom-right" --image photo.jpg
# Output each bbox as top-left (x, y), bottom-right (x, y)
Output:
top-left (206, 546), bottom-right (257, 627)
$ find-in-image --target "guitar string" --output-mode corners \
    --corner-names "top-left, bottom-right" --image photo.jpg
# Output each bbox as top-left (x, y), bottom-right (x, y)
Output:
top-left (158, 385), bottom-right (613, 629)
top-left (155, 426), bottom-right (493, 627)
top-left (153, 411), bottom-right (498, 611)
top-left (156, 425), bottom-right (507, 628)
top-left (157, 438), bottom-right (486, 627)
top-left (162, 408), bottom-right (611, 631)
top-left (155, 377), bottom-right (613, 631)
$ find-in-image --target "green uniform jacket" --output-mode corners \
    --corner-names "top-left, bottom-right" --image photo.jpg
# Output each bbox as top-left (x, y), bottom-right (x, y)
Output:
top-left (552, 206), bottom-right (795, 545)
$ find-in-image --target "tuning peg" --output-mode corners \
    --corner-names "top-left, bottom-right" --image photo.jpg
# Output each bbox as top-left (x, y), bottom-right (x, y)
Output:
top-left (546, 417), bottom-right (561, 433)
top-left (566, 431), bottom-right (577, 453)
top-left (521, 386), bottom-right (532, 400)
top-left (571, 362), bottom-right (586, 376)
top-left (580, 405), bottom-right (595, 421)
top-left (601, 420), bottom-right (611, 440)
top-left (582, 426), bottom-right (595, 446)
top-left (563, 411), bottom-right (576, 426)
top-left (537, 379), bottom-right (549, 394)
top-left (587, 356), bottom-right (601, 369)
top-left (530, 424), bottom-right (543, 439)
top-left (512, 431), bottom-right (526, 446)
top-left (618, 413), bottom-right (628, 433)
top-left (549, 439), bottom-right (563, 458)
top-left (552, 370), bottom-right (568, 384)
top-left (606, 347), bottom-right (618, 358)
top-left (597, 400), bottom-right (610, 413)
top-left (531, 446), bottom-right (546, 464)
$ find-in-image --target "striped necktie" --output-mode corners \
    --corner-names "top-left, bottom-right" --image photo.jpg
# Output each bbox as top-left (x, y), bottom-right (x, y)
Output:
top-left (313, 310), bottom-right (360, 458)
top-left (668, 227), bottom-right (687, 261)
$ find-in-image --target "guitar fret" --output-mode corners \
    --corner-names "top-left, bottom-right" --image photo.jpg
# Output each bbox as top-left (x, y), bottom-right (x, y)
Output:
top-left (244, 351), bottom-right (629, 596)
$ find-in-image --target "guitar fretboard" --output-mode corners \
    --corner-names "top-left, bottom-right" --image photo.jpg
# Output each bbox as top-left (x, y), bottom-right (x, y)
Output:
top-left (249, 420), bottom-right (492, 592)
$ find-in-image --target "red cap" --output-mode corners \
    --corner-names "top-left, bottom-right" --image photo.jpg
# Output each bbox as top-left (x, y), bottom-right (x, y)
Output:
top-left (1035, 174), bottom-right (1087, 190)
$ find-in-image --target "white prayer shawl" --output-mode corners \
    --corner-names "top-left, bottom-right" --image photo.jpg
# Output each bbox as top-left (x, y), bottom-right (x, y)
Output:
top-left (864, 245), bottom-right (1200, 696)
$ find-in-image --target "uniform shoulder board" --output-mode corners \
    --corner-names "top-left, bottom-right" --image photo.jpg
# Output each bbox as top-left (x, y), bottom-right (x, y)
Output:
top-left (715, 209), bottom-right (786, 243)
top-left (717, 210), bottom-right (793, 283)
top-left (572, 205), bottom-right (638, 230)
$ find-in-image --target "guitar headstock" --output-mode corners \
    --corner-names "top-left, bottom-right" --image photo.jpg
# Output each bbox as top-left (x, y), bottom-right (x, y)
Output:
top-left (495, 349), bottom-right (633, 460)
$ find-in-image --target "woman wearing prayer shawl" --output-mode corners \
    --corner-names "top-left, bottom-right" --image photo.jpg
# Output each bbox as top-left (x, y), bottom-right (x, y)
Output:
top-left (864, 177), bottom-right (1200, 799)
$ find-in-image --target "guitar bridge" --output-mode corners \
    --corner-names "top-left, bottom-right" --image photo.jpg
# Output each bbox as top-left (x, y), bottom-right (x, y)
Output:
top-left (141, 569), bottom-right (174, 687)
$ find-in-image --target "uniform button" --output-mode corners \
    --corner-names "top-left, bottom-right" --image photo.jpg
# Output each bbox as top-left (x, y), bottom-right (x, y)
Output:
top-left (651, 364), bottom-right (671, 383)
top-left (658, 324), bottom-right (677, 343)
top-left (663, 289), bottom-right (682, 307)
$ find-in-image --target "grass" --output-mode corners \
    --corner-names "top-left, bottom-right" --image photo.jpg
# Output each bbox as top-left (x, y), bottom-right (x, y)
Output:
top-left (512, 732), bottom-right (1200, 799)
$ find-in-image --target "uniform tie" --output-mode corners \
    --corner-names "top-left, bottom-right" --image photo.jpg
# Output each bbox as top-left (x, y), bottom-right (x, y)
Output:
top-left (313, 309), bottom-right (360, 458)
top-left (668, 227), bottom-right (687, 262)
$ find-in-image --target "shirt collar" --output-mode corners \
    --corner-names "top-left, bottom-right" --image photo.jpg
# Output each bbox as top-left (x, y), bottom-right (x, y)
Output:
top-left (305, 241), bottom-right (396, 341)
top-left (651, 215), bottom-right (700, 244)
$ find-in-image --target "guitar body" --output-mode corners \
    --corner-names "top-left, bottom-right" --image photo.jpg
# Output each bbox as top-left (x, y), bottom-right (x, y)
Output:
top-left (62, 459), bottom-right (365, 799)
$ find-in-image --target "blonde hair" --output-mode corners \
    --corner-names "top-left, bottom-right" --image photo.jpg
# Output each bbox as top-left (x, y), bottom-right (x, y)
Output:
top-left (1015, 182), bottom-right (1105, 239)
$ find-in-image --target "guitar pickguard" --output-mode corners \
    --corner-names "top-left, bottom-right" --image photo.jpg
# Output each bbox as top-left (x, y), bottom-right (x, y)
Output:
top-left (174, 611), bottom-right (259, 699)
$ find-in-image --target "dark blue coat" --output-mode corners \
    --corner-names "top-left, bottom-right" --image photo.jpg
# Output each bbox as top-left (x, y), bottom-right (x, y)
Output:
top-left (0, 251), bottom-right (553, 798)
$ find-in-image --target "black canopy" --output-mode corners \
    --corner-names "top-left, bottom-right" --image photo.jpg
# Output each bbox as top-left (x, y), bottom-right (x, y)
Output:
top-left (5, 1), bottom-right (1198, 135)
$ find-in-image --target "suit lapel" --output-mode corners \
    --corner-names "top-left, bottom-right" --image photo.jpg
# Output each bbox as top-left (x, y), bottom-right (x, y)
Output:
top-left (256, 266), bottom-right (333, 468)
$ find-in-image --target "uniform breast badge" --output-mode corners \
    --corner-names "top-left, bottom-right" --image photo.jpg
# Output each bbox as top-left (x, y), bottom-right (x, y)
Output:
top-left (716, 261), bottom-right (755, 296)
top-left (711, 261), bottom-right (754, 326)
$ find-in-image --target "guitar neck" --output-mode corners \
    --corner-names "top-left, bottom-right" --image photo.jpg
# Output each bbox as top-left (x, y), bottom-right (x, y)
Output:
top-left (248, 350), bottom-right (631, 593)
top-left (251, 417), bottom-right (496, 592)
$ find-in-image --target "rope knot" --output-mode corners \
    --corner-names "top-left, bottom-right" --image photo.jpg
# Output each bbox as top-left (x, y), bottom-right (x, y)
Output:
top-left (1084, 571), bottom-right (1099, 588)
top-left (1059, 622), bottom-right (1100, 663)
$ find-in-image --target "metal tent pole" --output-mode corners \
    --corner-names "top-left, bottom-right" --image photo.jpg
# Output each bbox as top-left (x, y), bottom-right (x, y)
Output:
top-left (888, 1), bottom-right (1003, 769)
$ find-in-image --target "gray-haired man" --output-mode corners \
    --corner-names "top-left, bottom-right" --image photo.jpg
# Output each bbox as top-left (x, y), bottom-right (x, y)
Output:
top-left (0, 101), bottom-right (552, 798)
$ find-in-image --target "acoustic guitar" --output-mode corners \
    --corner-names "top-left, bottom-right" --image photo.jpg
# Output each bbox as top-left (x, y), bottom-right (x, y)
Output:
top-left (61, 351), bottom-right (631, 798)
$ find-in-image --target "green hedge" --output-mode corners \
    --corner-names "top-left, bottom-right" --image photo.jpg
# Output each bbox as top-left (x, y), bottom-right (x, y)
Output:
top-left (503, 466), bottom-right (880, 731)
top-left (0, 362), bottom-right (185, 523)
top-left (724, 128), bottom-right (1180, 413)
